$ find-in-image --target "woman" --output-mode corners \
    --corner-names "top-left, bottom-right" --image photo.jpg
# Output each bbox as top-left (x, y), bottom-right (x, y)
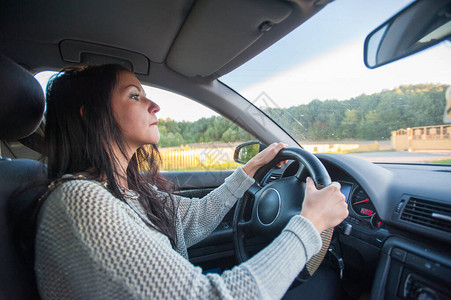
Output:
top-left (35, 64), bottom-right (348, 299)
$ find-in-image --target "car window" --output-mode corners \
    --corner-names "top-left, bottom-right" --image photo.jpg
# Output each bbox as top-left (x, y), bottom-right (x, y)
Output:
top-left (35, 71), bottom-right (255, 172)
top-left (220, 0), bottom-right (451, 165)
top-left (144, 86), bottom-right (256, 172)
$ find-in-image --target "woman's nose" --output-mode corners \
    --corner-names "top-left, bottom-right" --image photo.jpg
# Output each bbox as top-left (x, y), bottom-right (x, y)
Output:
top-left (147, 98), bottom-right (160, 114)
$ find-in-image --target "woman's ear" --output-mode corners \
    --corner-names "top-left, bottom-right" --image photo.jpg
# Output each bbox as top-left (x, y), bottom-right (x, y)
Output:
top-left (80, 105), bottom-right (85, 118)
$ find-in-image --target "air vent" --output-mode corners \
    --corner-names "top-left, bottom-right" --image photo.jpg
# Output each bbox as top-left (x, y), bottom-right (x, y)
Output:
top-left (265, 173), bottom-right (281, 185)
top-left (400, 197), bottom-right (451, 234)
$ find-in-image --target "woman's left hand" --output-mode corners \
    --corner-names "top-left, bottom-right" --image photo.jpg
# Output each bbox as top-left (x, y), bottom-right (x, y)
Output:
top-left (242, 142), bottom-right (288, 178)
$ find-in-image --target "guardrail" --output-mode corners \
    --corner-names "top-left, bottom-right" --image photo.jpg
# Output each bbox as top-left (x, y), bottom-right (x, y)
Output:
top-left (391, 125), bottom-right (451, 151)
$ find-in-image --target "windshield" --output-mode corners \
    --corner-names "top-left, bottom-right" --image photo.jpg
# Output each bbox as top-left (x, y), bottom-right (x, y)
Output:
top-left (220, 0), bottom-right (451, 165)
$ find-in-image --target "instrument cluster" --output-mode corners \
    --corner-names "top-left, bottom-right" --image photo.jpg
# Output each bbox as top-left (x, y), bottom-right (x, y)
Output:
top-left (340, 182), bottom-right (382, 230)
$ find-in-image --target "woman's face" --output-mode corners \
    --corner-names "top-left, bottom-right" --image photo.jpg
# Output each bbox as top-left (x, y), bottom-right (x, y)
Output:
top-left (111, 71), bottom-right (160, 151)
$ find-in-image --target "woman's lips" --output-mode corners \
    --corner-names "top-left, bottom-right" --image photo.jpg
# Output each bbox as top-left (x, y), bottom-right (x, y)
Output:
top-left (151, 121), bottom-right (159, 125)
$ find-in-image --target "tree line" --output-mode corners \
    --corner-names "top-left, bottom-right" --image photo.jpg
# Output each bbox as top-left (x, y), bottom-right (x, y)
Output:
top-left (158, 84), bottom-right (449, 147)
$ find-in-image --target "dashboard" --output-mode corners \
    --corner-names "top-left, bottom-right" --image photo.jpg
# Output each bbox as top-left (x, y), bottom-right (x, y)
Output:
top-left (180, 152), bottom-right (451, 299)
top-left (261, 153), bottom-right (451, 299)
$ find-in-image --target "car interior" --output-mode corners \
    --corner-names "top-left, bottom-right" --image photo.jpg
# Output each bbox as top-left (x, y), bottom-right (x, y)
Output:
top-left (1, 0), bottom-right (450, 299)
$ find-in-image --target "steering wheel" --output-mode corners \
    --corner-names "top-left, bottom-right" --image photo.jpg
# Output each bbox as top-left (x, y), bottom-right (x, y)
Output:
top-left (233, 147), bottom-right (333, 281)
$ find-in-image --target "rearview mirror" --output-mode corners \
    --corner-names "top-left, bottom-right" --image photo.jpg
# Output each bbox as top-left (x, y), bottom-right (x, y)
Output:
top-left (364, 0), bottom-right (451, 69)
top-left (233, 141), bottom-right (266, 164)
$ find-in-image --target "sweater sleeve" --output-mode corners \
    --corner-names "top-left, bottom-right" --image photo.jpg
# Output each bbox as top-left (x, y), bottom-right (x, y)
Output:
top-left (35, 180), bottom-right (321, 300)
top-left (170, 166), bottom-right (255, 248)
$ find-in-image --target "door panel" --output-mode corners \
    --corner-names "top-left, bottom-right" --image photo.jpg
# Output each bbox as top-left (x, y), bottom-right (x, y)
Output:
top-left (163, 171), bottom-right (233, 191)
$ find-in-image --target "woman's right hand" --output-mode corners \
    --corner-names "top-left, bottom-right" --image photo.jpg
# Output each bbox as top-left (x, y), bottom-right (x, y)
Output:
top-left (300, 177), bottom-right (349, 234)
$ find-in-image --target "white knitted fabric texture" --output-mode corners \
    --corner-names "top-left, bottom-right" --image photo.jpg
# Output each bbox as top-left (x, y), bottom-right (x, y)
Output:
top-left (35, 167), bottom-right (321, 299)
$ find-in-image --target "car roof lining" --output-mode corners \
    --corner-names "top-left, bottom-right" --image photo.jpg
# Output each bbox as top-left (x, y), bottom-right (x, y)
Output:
top-left (0, 0), bottom-right (332, 80)
top-left (0, 0), bottom-right (193, 63)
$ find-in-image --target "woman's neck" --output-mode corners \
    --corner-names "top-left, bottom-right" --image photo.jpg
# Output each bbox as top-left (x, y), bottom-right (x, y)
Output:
top-left (111, 143), bottom-right (136, 190)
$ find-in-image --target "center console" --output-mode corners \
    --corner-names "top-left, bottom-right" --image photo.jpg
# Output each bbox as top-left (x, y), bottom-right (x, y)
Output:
top-left (371, 237), bottom-right (451, 300)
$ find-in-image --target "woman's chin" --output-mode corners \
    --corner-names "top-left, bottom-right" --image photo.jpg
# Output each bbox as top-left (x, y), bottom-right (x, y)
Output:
top-left (150, 134), bottom-right (160, 145)
top-left (148, 128), bottom-right (160, 145)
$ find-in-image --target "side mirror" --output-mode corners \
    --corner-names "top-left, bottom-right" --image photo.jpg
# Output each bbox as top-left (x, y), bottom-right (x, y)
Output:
top-left (233, 141), bottom-right (266, 164)
top-left (364, 0), bottom-right (451, 69)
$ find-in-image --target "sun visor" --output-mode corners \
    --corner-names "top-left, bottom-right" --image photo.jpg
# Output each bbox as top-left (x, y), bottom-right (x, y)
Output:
top-left (166, 0), bottom-right (292, 78)
top-left (60, 40), bottom-right (150, 74)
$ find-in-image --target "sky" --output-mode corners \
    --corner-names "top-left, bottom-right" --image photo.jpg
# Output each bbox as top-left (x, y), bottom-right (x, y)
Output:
top-left (238, 41), bottom-right (451, 109)
top-left (36, 0), bottom-right (451, 122)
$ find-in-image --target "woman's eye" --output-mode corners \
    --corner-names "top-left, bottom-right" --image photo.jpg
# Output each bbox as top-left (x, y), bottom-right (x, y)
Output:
top-left (130, 93), bottom-right (140, 101)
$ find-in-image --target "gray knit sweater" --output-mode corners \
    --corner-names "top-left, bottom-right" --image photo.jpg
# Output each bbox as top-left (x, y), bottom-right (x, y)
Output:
top-left (35, 167), bottom-right (321, 299)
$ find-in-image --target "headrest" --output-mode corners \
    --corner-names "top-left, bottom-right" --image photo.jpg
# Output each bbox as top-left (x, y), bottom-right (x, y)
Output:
top-left (0, 54), bottom-right (45, 140)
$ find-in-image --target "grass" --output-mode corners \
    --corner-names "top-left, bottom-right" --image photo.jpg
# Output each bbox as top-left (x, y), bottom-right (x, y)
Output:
top-left (431, 159), bottom-right (451, 165)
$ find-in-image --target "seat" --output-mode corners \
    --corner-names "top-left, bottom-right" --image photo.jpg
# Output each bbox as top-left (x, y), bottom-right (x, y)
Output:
top-left (0, 54), bottom-right (47, 299)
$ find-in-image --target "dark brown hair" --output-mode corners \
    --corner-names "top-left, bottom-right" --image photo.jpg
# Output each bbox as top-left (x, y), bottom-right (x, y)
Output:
top-left (45, 64), bottom-right (177, 247)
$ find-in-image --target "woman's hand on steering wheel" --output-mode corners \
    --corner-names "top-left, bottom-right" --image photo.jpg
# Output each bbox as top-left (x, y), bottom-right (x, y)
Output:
top-left (300, 177), bottom-right (349, 234)
top-left (242, 142), bottom-right (288, 178)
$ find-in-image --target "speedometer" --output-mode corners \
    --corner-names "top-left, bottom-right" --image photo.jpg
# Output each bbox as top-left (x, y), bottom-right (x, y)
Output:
top-left (350, 186), bottom-right (375, 217)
